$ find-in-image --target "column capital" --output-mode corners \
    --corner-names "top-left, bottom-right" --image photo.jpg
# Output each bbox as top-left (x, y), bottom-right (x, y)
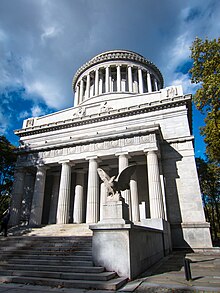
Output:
top-left (36, 164), bottom-right (49, 171)
top-left (143, 148), bottom-right (158, 154)
top-left (115, 152), bottom-right (131, 158)
top-left (58, 160), bottom-right (75, 166)
top-left (86, 155), bottom-right (101, 162)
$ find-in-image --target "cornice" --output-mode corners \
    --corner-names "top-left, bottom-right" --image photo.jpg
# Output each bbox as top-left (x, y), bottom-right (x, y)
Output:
top-left (72, 50), bottom-right (164, 89)
top-left (15, 94), bottom-right (191, 138)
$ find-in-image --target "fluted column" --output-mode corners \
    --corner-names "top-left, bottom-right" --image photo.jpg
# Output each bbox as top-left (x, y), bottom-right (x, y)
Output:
top-left (100, 182), bottom-right (108, 221)
top-left (85, 73), bottom-right (90, 99)
top-left (154, 78), bottom-right (158, 91)
top-left (56, 161), bottom-right (72, 224)
top-left (117, 153), bottom-right (132, 220)
top-left (95, 69), bottom-right (99, 96)
top-left (73, 170), bottom-right (85, 223)
top-left (99, 71), bottom-right (103, 94)
top-left (74, 84), bottom-right (80, 106)
top-left (117, 65), bottom-right (121, 92)
top-left (29, 165), bottom-right (48, 226)
top-left (146, 151), bottom-right (165, 219)
top-left (128, 66), bottom-right (133, 92)
top-left (48, 173), bottom-right (60, 224)
top-left (147, 72), bottom-right (152, 93)
top-left (10, 168), bottom-right (26, 226)
top-left (130, 173), bottom-right (140, 222)
top-left (79, 79), bottom-right (84, 103)
top-left (105, 66), bottom-right (110, 93)
top-left (138, 68), bottom-right (144, 94)
top-left (86, 157), bottom-right (99, 223)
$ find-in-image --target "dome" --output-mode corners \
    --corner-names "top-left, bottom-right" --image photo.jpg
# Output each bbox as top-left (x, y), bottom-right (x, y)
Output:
top-left (72, 50), bottom-right (164, 106)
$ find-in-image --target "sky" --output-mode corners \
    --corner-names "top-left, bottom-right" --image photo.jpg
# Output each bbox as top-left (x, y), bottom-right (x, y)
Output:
top-left (0, 0), bottom-right (219, 158)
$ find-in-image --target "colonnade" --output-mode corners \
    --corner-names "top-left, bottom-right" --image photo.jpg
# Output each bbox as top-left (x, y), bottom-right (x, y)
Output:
top-left (74, 64), bottom-right (160, 105)
top-left (10, 151), bottom-right (165, 227)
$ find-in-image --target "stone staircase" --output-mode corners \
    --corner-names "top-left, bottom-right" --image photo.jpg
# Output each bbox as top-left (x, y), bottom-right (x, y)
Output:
top-left (0, 225), bottom-right (127, 290)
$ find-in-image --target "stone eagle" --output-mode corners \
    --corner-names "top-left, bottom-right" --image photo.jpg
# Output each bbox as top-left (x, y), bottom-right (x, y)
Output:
top-left (97, 165), bottom-right (136, 197)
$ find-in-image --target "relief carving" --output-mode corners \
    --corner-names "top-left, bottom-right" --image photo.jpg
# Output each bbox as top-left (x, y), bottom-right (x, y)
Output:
top-left (166, 87), bottom-right (178, 98)
top-left (26, 118), bottom-right (34, 128)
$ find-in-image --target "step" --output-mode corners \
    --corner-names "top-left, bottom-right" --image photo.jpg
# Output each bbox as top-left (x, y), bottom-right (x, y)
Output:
top-left (0, 254), bottom-right (92, 261)
top-left (0, 270), bottom-right (116, 281)
top-left (1, 253), bottom-right (92, 261)
top-left (0, 263), bottom-right (104, 273)
top-left (4, 258), bottom-right (94, 267)
top-left (0, 275), bottom-right (127, 290)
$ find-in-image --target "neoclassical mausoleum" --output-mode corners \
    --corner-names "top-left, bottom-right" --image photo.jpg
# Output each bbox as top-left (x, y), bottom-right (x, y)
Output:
top-left (11, 50), bottom-right (212, 250)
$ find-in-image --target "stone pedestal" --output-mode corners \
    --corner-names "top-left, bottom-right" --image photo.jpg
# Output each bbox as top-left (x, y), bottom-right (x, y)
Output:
top-left (99, 197), bottom-right (130, 225)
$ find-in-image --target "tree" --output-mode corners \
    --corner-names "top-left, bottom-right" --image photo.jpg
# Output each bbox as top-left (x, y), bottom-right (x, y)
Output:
top-left (190, 37), bottom-right (220, 162)
top-left (0, 136), bottom-right (17, 216)
top-left (196, 157), bottom-right (220, 241)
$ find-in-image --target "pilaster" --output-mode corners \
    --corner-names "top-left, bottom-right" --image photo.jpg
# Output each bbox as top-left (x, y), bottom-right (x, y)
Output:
top-left (29, 165), bottom-right (48, 226)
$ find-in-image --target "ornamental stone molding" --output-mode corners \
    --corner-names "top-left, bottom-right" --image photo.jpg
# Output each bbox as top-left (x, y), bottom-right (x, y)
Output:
top-left (16, 93), bottom-right (191, 138)
top-left (16, 133), bottom-right (157, 167)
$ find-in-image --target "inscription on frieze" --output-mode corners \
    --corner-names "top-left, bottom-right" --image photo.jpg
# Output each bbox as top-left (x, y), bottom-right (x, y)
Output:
top-left (38, 134), bottom-right (156, 159)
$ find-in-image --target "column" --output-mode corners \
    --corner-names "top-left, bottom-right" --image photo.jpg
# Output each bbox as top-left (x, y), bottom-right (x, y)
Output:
top-left (73, 170), bottom-right (85, 223)
top-left (48, 172), bottom-right (60, 224)
top-left (29, 165), bottom-right (48, 226)
top-left (100, 182), bottom-right (108, 221)
top-left (74, 84), bottom-right (80, 106)
top-left (79, 79), bottom-right (84, 103)
top-left (130, 173), bottom-right (140, 222)
top-left (138, 68), bottom-right (144, 94)
top-left (154, 78), bottom-right (158, 91)
top-left (86, 157), bottom-right (99, 223)
top-left (105, 66), bottom-right (110, 93)
top-left (146, 151), bottom-right (165, 219)
top-left (117, 153), bottom-right (132, 220)
top-left (128, 66), bottom-right (133, 92)
top-left (56, 161), bottom-right (72, 224)
top-left (147, 72), bottom-right (152, 93)
top-left (95, 69), bottom-right (99, 96)
top-left (10, 167), bottom-right (25, 226)
top-left (117, 65), bottom-right (121, 92)
top-left (99, 71), bottom-right (103, 94)
top-left (85, 73), bottom-right (90, 99)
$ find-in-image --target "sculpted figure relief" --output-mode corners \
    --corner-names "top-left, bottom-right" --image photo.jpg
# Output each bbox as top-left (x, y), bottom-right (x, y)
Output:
top-left (97, 165), bottom-right (136, 201)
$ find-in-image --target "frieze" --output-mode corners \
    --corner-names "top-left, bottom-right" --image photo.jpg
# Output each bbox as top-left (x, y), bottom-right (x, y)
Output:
top-left (38, 133), bottom-right (156, 159)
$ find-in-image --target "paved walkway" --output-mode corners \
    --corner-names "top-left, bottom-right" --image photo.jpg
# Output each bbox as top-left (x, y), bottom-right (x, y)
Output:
top-left (0, 251), bottom-right (220, 292)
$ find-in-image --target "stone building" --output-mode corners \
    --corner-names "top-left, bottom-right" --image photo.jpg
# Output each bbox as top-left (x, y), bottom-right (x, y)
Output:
top-left (11, 50), bottom-right (212, 249)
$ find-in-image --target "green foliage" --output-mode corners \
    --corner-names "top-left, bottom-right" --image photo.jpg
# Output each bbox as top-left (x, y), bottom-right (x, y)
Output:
top-left (0, 195), bottom-right (11, 218)
top-left (0, 136), bottom-right (17, 197)
top-left (196, 157), bottom-right (220, 241)
top-left (190, 37), bottom-right (220, 162)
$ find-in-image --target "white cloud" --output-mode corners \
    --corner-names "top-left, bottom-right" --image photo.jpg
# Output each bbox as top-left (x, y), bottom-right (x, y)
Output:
top-left (19, 110), bottom-right (29, 119)
top-left (31, 105), bottom-right (45, 117)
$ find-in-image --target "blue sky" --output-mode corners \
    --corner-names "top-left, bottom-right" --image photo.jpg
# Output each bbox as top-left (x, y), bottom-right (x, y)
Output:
top-left (0, 0), bottom-right (219, 158)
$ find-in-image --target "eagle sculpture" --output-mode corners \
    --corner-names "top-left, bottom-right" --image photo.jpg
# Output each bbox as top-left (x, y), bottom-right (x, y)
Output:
top-left (97, 165), bottom-right (136, 198)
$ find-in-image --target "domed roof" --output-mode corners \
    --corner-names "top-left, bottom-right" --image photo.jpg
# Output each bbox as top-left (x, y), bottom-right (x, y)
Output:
top-left (72, 49), bottom-right (164, 90)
